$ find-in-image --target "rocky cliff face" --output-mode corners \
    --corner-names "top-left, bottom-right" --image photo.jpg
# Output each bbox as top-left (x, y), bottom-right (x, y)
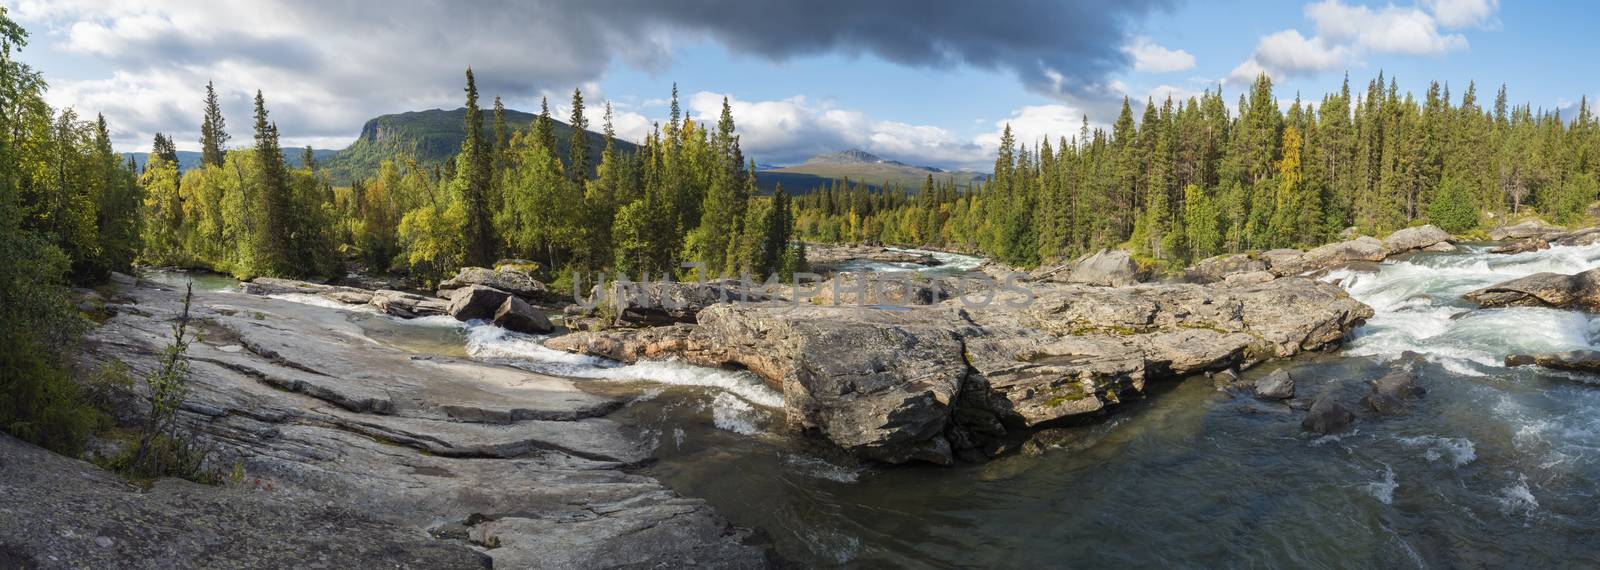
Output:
top-left (36, 281), bottom-right (768, 568)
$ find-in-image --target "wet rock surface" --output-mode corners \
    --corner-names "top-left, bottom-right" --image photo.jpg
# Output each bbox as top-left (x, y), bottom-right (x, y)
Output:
top-left (549, 277), bottom-right (1371, 464)
top-left (49, 281), bottom-right (767, 568)
top-left (1463, 267), bottom-right (1600, 310)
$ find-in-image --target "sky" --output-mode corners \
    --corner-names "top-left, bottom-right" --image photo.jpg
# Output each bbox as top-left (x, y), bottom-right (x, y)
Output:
top-left (3, 0), bottom-right (1583, 171)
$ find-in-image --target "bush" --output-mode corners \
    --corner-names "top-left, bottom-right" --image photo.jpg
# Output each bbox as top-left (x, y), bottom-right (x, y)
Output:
top-left (1427, 175), bottom-right (1481, 234)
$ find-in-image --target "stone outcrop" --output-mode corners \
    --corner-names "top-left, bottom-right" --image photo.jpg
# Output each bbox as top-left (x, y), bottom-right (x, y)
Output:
top-left (1462, 267), bottom-right (1600, 311)
top-left (1301, 236), bottom-right (1387, 269)
top-left (1489, 219), bottom-right (1565, 241)
top-left (65, 281), bottom-right (766, 568)
top-left (369, 289), bottom-right (448, 318)
top-left (436, 266), bottom-right (551, 302)
top-left (1187, 253), bottom-right (1267, 283)
top-left (570, 279), bottom-right (778, 328)
top-left (549, 277), bottom-right (1372, 464)
top-left (1260, 249), bottom-right (1308, 277)
top-left (1488, 238), bottom-right (1549, 254)
top-left (1033, 249), bottom-right (1144, 287)
top-left (1381, 225), bottom-right (1452, 255)
top-left (242, 277), bottom-right (374, 305)
top-left (814, 272), bottom-right (957, 306)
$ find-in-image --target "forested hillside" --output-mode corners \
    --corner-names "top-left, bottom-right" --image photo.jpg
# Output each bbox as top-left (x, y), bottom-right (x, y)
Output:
top-left (797, 74), bottom-right (1599, 269)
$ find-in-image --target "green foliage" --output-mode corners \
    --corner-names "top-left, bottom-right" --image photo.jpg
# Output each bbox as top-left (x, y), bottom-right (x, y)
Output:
top-left (125, 283), bottom-right (198, 479)
top-left (1427, 175), bottom-right (1481, 233)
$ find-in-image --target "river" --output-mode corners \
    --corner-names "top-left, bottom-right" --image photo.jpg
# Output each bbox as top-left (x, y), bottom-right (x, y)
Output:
top-left (146, 244), bottom-right (1600, 567)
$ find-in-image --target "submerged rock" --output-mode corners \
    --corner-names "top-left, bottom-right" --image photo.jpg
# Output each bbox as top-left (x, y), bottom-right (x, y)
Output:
top-left (1361, 366), bottom-right (1424, 415)
top-left (1302, 393), bottom-right (1356, 435)
top-left (1462, 267), bottom-right (1600, 311)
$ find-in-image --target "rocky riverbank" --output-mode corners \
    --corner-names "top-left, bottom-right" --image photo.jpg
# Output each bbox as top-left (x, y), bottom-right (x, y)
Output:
top-left (0, 279), bottom-right (769, 568)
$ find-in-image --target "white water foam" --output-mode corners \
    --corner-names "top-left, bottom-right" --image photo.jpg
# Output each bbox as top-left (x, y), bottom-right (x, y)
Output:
top-left (1498, 474), bottom-right (1539, 515)
top-left (711, 392), bottom-right (765, 435)
top-left (266, 293), bottom-right (382, 314)
top-left (1330, 241), bottom-right (1600, 372)
top-left (1397, 435), bottom-right (1477, 467)
top-left (463, 324), bottom-right (785, 409)
top-left (1366, 464), bottom-right (1399, 505)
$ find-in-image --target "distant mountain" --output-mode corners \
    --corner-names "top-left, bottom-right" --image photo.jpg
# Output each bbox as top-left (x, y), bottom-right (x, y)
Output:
top-left (321, 107), bottom-right (639, 183)
top-left (762, 149), bottom-right (987, 192)
top-left (121, 148), bottom-right (338, 173)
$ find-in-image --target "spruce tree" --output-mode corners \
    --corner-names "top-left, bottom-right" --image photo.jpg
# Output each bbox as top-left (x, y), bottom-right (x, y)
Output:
top-left (456, 68), bottom-right (496, 268)
top-left (200, 80), bottom-right (228, 167)
top-left (568, 88), bottom-right (588, 182)
top-left (250, 90), bottom-right (292, 276)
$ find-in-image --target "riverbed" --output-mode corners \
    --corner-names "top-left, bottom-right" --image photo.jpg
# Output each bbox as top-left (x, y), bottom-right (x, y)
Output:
top-left (148, 244), bottom-right (1600, 567)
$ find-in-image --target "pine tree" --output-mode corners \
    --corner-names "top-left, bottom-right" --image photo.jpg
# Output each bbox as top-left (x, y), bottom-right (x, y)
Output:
top-left (200, 80), bottom-right (228, 167)
top-left (456, 68), bottom-right (496, 267)
top-left (568, 87), bottom-right (588, 182)
top-left (250, 90), bottom-right (293, 276)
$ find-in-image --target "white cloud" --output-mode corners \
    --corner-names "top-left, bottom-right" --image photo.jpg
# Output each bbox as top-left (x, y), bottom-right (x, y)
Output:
top-left (1123, 36), bottom-right (1196, 73)
top-left (1225, 0), bottom-right (1486, 88)
top-left (980, 104), bottom-right (1094, 152)
top-left (1421, 0), bottom-right (1500, 29)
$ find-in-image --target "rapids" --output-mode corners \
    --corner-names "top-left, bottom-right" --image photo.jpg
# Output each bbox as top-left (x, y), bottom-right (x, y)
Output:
top-left (147, 244), bottom-right (1600, 567)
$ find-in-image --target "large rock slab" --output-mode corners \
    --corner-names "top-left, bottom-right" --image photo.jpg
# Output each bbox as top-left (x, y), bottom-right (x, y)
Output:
top-left (1188, 253), bottom-right (1267, 283)
top-left (806, 243), bottom-right (942, 270)
top-left (242, 277), bottom-right (374, 305)
top-left (74, 282), bottom-right (767, 567)
top-left (573, 279), bottom-right (778, 327)
top-left (1301, 236), bottom-right (1387, 270)
top-left (369, 289), bottom-right (448, 318)
top-left (1462, 267), bottom-right (1600, 310)
top-left (1506, 350), bottom-right (1600, 374)
top-left (436, 266), bottom-right (550, 301)
top-left (1489, 219), bottom-right (1565, 241)
top-left (447, 285), bottom-right (514, 322)
top-left (550, 276), bottom-right (1372, 462)
top-left (1382, 225), bottom-right (1452, 255)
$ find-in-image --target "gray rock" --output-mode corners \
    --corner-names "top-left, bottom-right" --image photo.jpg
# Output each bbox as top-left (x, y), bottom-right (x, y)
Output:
top-left (1260, 248), bottom-right (1308, 276)
top-left (1187, 253), bottom-right (1267, 283)
top-left (1551, 227), bottom-right (1600, 247)
top-left (806, 243), bottom-right (942, 270)
top-left (0, 433), bottom-right (494, 569)
top-left (578, 279), bottom-right (777, 327)
top-left (1505, 349), bottom-right (1600, 374)
top-left (1301, 236), bottom-right (1387, 270)
top-left (1382, 225), bottom-right (1452, 254)
top-left (1302, 393), bottom-right (1355, 434)
top-left (369, 289), bottom-right (448, 318)
top-left (1361, 365), bottom-right (1424, 415)
top-left (1487, 238), bottom-right (1549, 254)
top-left (1489, 219), bottom-right (1565, 241)
top-left (1035, 249), bottom-right (1144, 287)
top-left (437, 266), bottom-right (550, 301)
top-left (1223, 270), bottom-right (1277, 286)
top-left (447, 285), bottom-right (514, 322)
top-left (1254, 369), bottom-right (1295, 400)
top-left (70, 281), bottom-right (765, 568)
top-left (815, 272), bottom-right (956, 306)
top-left (1422, 242), bottom-right (1458, 252)
top-left (1463, 267), bottom-right (1600, 311)
top-left (108, 271), bottom-right (137, 286)
top-left (242, 277), bottom-right (374, 305)
top-left (492, 296), bottom-right (554, 334)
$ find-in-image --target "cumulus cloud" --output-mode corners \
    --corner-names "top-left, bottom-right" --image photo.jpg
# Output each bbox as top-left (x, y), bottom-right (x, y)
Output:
top-left (1226, 0), bottom-right (1484, 87)
top-left (11, 0), bottom-right (1175, 151)
top-left (1421, 0), bottom-right (1500, 29)
top-left (1123, 36), bottom-right (1195, 73)
top-left (684, 91), bottom-right (989, 170)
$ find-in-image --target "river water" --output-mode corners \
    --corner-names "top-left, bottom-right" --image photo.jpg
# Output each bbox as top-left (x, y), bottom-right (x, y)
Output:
top-left (148, 244), bottom-right (1600, 568)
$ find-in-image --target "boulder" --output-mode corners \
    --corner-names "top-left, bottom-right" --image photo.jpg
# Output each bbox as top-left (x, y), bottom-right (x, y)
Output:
top-left (1488, 238), bottom-right (1549, 254)
top-left (1188, 253), bottom-right (1267, 283)
top-left (492, 296), bottom-right (555, 334)
top-left (1036, 249), bottom-right (1144, 287)
top-left (1254, 369), bottom-right (1295, 400)
top-left (437, 266), bottom-right (550, 301)
top-left (368, 289), bottom-right (448, 318)
top-left (1361, 365), bottom-right (1424, 415)
top-left (1551, 228), bottom-right (1600, 247)
top-left (1301, 236), bottom-right (1387, 271)
top-left (1462, 267), bottom-right (1600, 311)
top-left (447, 285), bottom-right (514, 322)
top-left (1505, 350), bottom-right (1600, 374)
top-left (1302, 393), bottom-right (1355, 435)
top-left (1260, 248), bottom-right (1308, 276)
top-left (1422, 242), bottom-right (1458, 253)
top-left (1382, 225), bottom-right (1452, 255)
top-left (1489, 219), bottom-right (1565, 241)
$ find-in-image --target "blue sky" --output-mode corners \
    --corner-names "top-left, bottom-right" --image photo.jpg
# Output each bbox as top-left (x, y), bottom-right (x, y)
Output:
top-left (5, 0), bottom-right (1577, 171)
